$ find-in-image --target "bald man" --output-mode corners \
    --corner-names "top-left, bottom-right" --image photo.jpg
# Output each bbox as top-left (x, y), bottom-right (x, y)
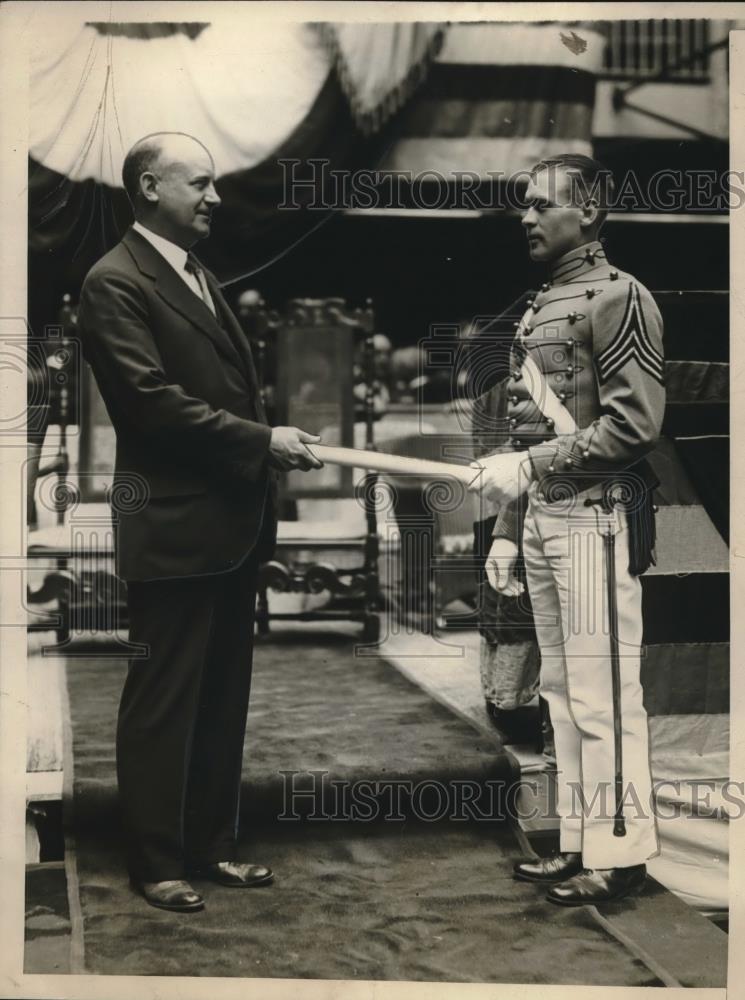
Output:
top-left (78, 133), bottom-right (322, 912)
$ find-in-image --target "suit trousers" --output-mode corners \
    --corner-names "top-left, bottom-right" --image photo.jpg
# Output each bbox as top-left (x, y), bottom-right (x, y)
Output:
top-left (522, 485), bottom-right (659, 869)
top-left (117, 553), bottom-right (260, 881)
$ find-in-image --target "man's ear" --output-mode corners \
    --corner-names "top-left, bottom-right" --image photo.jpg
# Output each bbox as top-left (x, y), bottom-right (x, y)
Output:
top-left (579, 198), bottom-right (600, 230)
top-left (139, 172), bottom-right (159, 204)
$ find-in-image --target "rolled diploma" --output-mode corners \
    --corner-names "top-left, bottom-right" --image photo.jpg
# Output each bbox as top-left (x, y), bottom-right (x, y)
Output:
top-left (308, 444), bottom-right (481, 486)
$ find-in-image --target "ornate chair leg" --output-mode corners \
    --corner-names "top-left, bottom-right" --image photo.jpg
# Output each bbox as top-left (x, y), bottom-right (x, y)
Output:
top-left (256, 586), bottom-right (270, 635)
top-left (57, 575), bottom-right (72, 645)
top-left (362, 472), bottom-right (381, 641)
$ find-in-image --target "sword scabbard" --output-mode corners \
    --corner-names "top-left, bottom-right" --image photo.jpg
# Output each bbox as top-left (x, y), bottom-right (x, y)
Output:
top-left (604, 525), bottom-right (627, 838)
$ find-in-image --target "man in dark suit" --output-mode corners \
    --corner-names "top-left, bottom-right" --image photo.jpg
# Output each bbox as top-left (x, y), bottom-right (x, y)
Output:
top-left (78, 132), bottom-right (322, 912)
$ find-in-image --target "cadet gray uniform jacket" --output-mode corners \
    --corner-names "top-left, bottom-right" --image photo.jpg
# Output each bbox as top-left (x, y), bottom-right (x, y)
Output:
top-left (493, 239), bottom-right (665, 541)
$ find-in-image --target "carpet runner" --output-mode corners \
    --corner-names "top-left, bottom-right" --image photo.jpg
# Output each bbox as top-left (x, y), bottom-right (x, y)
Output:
top-left (61, 626), bottom-right (661, 984)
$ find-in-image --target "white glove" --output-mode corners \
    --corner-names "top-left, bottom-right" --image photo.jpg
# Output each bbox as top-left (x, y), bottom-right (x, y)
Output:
top-left (485, 537), bottom-right (524, 596)
top-left (468, 451), bottom-right (533, 504)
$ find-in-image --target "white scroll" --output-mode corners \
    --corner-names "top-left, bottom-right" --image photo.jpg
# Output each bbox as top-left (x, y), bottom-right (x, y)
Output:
top-left (308, 444), bottom-right (481, 486)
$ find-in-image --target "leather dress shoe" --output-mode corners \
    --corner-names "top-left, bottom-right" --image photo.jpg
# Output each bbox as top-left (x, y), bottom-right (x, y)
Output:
top-left (194, 861), bottom-right (274, 887)
top-left (134, 879), bottom-right (204, 913)
top-left (546, 865), bottom-right (647, 906)
top-left (486, 702), bottom-right (539, 746)
top-left (513, 852), bottom-right (583, 884)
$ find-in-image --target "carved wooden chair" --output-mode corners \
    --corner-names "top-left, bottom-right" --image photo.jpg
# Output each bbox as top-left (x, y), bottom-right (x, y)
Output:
top-left (255, 298), bottom-right (383, 641)
top-left (26, 297), bottom-right (130, 645)
top-left (27, 295), bottom-right (385, 644)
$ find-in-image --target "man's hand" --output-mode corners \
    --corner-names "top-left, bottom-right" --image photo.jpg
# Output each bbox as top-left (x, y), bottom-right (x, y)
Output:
top-left (269, 426), bottom-right (324, 471)
top-left (485, 537), bottom-right (524, 596)
top-left (468, 451), bottom-right (533, 504)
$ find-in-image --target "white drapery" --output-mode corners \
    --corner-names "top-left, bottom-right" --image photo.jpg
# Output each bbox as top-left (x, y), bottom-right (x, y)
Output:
top-left (30, 13), bottom-right (445, 186)
top-left (30, 17), bottom-right (330, 185)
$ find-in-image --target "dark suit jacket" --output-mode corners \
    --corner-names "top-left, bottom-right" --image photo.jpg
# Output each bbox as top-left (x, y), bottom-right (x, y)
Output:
top-left (78, 227), bottom-right (277, 582)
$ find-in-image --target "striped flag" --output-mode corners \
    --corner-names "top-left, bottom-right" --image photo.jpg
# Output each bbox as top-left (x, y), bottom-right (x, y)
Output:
top-left (383, 21), bottom-right (605, 178)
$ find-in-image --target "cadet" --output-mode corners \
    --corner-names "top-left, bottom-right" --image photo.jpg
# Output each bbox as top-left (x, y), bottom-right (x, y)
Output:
top-left (470, 153), bottom-right (663, 905)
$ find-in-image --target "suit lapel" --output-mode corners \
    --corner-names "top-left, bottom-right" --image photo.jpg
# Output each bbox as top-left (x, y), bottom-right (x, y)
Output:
top-left (122, 229), bottom-right (244, 372)
top-left (206, 275), bottom-right (268, 423)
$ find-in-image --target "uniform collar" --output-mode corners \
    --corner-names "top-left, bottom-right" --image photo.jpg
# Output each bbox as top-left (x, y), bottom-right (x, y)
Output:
top-left (548, 240), bottom-right (607, 285)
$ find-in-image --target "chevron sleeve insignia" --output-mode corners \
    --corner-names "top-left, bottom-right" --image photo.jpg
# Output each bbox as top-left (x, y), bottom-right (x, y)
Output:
top-left (596, 283), bottom-right (665, 385)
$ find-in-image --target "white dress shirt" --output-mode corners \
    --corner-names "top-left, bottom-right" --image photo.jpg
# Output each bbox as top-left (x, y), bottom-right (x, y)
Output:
top-left (132, 222), bottom-right (213, 312)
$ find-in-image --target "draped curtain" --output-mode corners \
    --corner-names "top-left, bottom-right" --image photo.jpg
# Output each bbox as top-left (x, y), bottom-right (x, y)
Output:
top-left (28, 15), bottom-right (604, 289)
top-left (28, 16), bottom-right (444, 286)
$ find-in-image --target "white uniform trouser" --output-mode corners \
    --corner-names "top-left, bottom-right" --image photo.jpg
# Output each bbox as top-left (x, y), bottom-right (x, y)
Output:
top-left (522, 485), bottom-right (659, 869)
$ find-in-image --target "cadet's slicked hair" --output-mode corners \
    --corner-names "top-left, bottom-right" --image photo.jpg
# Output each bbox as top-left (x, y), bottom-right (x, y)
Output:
top-left (529, 153), bottom-right (616, 226)
top-left (121, 132), bottom-right (211, 206)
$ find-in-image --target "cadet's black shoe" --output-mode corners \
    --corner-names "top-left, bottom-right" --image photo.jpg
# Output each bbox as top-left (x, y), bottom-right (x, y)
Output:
top-left (486, 702), bottom-right (540, 746)
top-left (546, 865), bottom-right (647, 906)
top-left (194, 861), bottom-right (274, 888)
top-left (134, 879), bottom-right (204, 912)
top-left (513, 852), bottom-right (582, 883)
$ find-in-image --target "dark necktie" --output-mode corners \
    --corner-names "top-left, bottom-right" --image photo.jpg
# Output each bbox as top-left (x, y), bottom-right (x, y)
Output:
top-left (185, 253), bottom-right (216, 316)
top-left (184, 257), bottom-right (266, 423)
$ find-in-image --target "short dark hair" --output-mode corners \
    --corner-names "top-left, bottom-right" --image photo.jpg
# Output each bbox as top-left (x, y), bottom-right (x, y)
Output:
top-left (529, 153), bottom-right (615, 226)
top-left (121, 131), bottom-right (212, 206)
top-left (121, 135), bottom-right (165, 205)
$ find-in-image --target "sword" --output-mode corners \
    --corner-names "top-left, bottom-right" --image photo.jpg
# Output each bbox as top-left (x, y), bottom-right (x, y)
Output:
top-left (602, 510), bottom-right (627, 838)
top-left (307, 444), bottom-right (482, 487)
